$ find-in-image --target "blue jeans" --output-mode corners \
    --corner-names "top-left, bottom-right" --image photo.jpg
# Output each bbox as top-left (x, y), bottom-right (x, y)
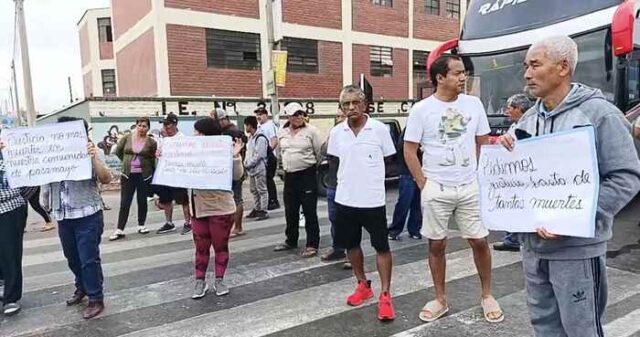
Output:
top-left (503, 232), bottom-right (520, 246)
top-left (326, 187), bottom-right (344, 253)
top-left (388, 174), bottom-right (422, 236)
top-left (58, 211), bottom-right (105, 301)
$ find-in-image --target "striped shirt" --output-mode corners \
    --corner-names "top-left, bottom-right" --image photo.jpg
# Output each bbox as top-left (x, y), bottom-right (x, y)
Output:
top-left (0, 154), bottom-right (26, 214)
top-left (41, 154), bottom-right (105, 221)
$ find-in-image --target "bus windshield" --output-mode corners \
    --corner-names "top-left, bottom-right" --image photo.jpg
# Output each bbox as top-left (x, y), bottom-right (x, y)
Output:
top-left (462, 29), bottom-right (615, 118)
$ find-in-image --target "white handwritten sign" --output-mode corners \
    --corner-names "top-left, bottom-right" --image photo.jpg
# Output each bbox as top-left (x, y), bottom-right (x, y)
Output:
top-left (478, 127), bottom-right (600, 238)
top-left (1, 120), bottom-right (92, 188)
top-left (153, 136), bottom-right (233, 190)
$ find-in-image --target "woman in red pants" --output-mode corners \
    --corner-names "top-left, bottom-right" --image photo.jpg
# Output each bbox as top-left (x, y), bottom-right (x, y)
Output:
top-left (188, 117), bottom-right (244, 299)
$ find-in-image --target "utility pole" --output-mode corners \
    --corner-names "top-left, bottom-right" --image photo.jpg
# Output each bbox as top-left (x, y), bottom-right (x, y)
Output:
top-left (68, 76), bottom-right (74, 103)
top-left (10, 60), bottom-right (21, 124)
top-left (265, 0), bottom-right (280, 125)
top-left (15, 0), bottom-right (36, 127)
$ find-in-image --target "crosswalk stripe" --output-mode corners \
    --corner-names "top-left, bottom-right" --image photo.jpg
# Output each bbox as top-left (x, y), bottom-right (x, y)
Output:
top-left (605, 309), bottom-right (640, 337)
top-left (5, 237), bottom-right (422, 337)
top-left (117, 249), bottom-right (523, 337)
top-left (22, 212), bottom-right (330, 266)
top-left (22, 223), bottom-right (328, 291)
top-left (8, 200), bottom-right (640, 337)
top-left (391, 267), bottom-right (640, 337)
top-left (22, 203), bottom-right (326, 249)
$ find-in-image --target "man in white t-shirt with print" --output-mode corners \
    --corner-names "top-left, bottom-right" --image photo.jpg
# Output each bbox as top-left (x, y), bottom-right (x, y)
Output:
top-left (404, 55), bottom-right (503, 324)
top-left (327, 85), bottom-right (397, 322)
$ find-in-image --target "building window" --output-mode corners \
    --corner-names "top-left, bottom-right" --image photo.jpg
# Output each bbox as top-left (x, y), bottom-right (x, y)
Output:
top-left (205, 29), bottom-right (261, 70)
top-left (101, 69), bottom-right (116, 95)
top-left (282, 38), bottom-right (318, 73)
top-left (370, 46), bottom-right (393, 77)
top-left (425, 0), bottom-right (440, 15)
top-left (445, 0), bottom-right (460, 18)
top-left (371, 0), bottom-right (393, 7)
top-left (97, 18), bottom-right (112, 42)
top-left (413, 50), bottom-right (429, 83)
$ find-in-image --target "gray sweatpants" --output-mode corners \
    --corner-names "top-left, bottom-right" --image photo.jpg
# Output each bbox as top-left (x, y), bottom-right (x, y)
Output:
top-left (523, 253), bottom-right (607, 337)
top-left (249, 170), bottom-right (268, 212)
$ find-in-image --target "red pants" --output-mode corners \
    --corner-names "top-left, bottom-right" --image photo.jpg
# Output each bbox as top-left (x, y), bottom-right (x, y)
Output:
top-left (192, 214), bottom-right (234, 280)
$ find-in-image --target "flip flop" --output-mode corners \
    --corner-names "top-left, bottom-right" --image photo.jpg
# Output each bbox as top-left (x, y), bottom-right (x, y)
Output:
top-left (418, 300), bottom-right (449, 322)
top-left (481, 296), bottom-right (504, 323)
top-left (229, 231), bottom-right (246, 238)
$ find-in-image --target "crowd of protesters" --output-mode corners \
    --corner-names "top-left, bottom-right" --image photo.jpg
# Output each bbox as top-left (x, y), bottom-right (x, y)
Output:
top-left (1, 35), bottom-right (639, 337)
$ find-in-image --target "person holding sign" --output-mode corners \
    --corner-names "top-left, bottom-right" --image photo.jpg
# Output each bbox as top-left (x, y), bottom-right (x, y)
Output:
top-left (498, 36), bottom-right (640, 337)
top-left (155, 113), bottom-right (192, 236)
top-left (40, 117), bottom-right (112, 320)
top-left (187, 117), bottom-right (244, 299)
top-left (404, 55), bottom-right (503, 323)
top-left (273, 103), bottom-right (323, 258)
top-left (0, 145), bottom-right (29, 316)
top-left (328, 85), bottom-right (397, 321)
top-left (110, 117), bottom-right (157, 241)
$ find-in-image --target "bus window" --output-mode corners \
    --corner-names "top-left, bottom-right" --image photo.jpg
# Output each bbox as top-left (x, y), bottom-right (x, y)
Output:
top-left (573, 29), bottom-right (616, 101)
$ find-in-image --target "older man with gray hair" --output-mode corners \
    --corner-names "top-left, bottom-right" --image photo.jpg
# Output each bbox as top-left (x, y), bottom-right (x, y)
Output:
top-left (500, 35), bottom-right (640, 337)
top-left (493, 92), bottom-right (534, 252)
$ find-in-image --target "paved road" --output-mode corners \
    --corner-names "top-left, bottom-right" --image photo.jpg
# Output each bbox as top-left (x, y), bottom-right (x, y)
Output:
top-left (4, 185), bottom-right (640, 337)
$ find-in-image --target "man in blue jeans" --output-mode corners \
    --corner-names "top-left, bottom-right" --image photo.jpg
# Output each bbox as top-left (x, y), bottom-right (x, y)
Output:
top-left (41, 117), bottom-right (112, 320)
top-left (321, 110), bottom-right (351, 269)
top-left (388, 129), bottom-right (422, 240)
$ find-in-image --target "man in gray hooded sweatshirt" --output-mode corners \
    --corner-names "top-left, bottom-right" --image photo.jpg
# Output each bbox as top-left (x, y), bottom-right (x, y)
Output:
top-left (500, 35), bottom-right (640, 337)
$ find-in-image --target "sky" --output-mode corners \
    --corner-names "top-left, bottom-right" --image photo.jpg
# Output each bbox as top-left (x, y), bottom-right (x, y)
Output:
top-left (0, 0), bottom-right (110, 115)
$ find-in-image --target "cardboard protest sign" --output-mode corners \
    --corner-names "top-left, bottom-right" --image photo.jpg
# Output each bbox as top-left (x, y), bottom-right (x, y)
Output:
top-left (153, 136), bottom-right (233, 191)
top-left (478, 127), bottom-right (599, 238)
top-left (1, 120), bottom-right (92, 188)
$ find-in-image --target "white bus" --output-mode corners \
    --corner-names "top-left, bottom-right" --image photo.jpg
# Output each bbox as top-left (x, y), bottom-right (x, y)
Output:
top-left (424, 0), bottom-right (640, 134)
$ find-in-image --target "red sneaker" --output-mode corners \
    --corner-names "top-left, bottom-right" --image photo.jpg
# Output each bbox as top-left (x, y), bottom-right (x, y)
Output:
top-left (377, 292), bottom-right (395, 321)
top-left (347, 280), bottom-right (374, 306)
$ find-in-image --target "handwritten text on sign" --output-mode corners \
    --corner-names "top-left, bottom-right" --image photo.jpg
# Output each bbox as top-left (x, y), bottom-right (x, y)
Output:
top-left (1, 120), bottom-right (91, 188)
top-left (153, 136), bottom-right (233, 191)
top-left (478, 127), bottom-right (599, 238)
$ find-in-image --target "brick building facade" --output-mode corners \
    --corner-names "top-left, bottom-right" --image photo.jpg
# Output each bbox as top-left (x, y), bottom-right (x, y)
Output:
top-left (79, 0), bottom-right (466, 102)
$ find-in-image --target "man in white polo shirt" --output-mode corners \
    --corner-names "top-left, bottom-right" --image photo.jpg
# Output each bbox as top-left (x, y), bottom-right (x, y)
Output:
top-left (327, 85), bottom-right (396, 322)
top-left (404, 55), bottom-right (503, 323)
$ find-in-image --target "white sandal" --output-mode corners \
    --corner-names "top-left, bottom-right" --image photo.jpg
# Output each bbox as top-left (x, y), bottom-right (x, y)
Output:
top-left (481, 296), bottom-right (504, 323)
top-left (418, 299), bottom-right (449, 322)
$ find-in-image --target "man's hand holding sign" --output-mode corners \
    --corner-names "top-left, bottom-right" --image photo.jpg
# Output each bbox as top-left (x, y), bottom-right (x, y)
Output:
top-left (483, 127), bottom-right (600, 239)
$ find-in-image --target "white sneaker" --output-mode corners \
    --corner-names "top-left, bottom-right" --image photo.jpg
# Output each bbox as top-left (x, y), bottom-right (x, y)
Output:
top-left (137, 226), bottom-right (150, 234)
top-left (109, 229), bottom-right (125, 241)
top-left (299, 212), bottom-right (305, 228)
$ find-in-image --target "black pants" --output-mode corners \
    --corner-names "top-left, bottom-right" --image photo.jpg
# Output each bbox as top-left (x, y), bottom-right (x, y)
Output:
top-left (27, 186), bottom-right (51, 223)
top-left (0, 205), bottom-right (27, 304)
top-left (117, 174), bottom-right (151, 230)
top-left (267, 161), bottom-right (278, 206)
top-left (283, 167), bottom-right (319, 248)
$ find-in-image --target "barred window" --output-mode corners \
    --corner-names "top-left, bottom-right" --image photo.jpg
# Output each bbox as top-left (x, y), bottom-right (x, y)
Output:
top-left (425, 0), bottom-right (440, 15)
top-left (97, 18), bottom-right (112, 42)
top-left (101, 69), bottom-right (116, 95)
top-left (370, 46), bottom-right (393, 77)
top-left (371, 0), bottom-right (393, 7)
top-left (282, 38), bottom-right (318, 73)
top-left (205, 29), bottom-right (261, 70)
top-left (445, 0), bottom-right (460, 18)
top-left (413, 50), bottom-right (429, 83)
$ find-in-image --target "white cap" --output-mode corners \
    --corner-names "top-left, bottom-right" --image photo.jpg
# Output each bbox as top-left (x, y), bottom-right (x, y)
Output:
top-left (282, 102), bottom-right (305, 116)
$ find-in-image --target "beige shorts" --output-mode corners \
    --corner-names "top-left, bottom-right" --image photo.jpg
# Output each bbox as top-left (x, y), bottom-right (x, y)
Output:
top-left (421, 179), bottom-right (489, 240)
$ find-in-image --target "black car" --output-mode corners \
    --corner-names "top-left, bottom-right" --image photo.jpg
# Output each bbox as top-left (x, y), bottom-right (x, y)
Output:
top-left (277, 118), bottom-right (402, 197)
top-left (315, 118), bottom-right (401, 197)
